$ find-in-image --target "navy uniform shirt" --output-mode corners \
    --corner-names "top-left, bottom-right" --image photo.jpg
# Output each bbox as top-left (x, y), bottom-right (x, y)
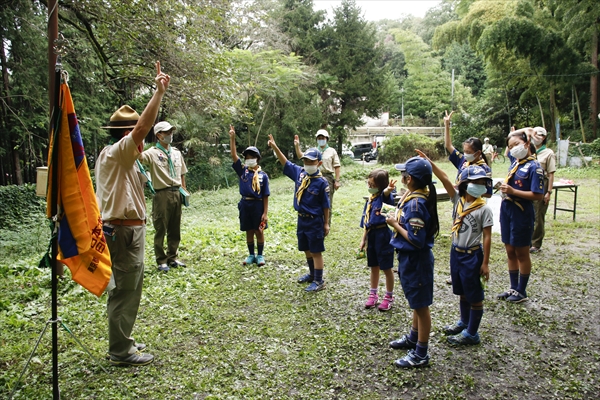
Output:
top-left (390, 196), bottom-right (434, 252)
top-left (360, 190), bottom-right (396, 229)
top-left (506, 158), bottom-right (544, 208)
top-left (449, 149), bottom-right (493, 196)
top-left (283, 161), bottom-right (330, 216)
top-left (232, 159), bottom-right (270, 199)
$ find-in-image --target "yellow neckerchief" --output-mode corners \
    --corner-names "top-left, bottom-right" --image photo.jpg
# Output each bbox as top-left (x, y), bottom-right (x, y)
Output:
top-left (451, 196), bottom-right (486, 235)
top-left (364, 192), bottom-right (379, 227)
top-left (296, 171), bottom-right (323, 203)
top-left (393, 188), bottom-right (429, 237)
top-left (250, 165), bottom-right (262, 194)
top-left (504, 155), bottom-right (536, 183)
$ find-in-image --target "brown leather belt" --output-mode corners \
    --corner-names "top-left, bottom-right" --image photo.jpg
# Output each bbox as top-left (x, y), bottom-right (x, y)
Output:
top-left (106, 219), bottom-right (145, 226)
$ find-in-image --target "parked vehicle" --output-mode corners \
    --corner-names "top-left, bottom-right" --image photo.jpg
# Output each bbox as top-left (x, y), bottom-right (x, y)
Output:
top-left (363, 147), bottom-right (378, 162)
top-left (351, 142), bottom-right (373, 159)
top-left (342, 145), bottom-right (355, 158)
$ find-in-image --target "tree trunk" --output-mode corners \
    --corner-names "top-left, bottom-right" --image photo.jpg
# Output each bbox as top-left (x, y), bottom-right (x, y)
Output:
top-left (574, 87), bottom-right (586, 142)
top-left (536, 95), bottom-right (545, 129)
top-left (590, 29), bottom-right (598, 140)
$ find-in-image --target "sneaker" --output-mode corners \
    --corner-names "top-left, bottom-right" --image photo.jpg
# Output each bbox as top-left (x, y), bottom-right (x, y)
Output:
top-left (506, 289), bottom-right (528, 303)
top-left (443, 320), bottom-right (467, 336)
top-left (256, 255), bottom-right (265, 266)
top-left (497, 290), bottom-right (512, 300)
top-left (378, 294), bottom-right (394, 311)
top-left (447, 329), bottom-right (480, 346)
top-left (529, 247), bottom-right (541, 253)
top-left (389, 334), bottom-right (417, 350)
top-left (157, 263), bottom-right (170, 272)
top-left (169, 260), bottom-right (186, 268)
top-left (305, 280), bottom-right (325, 292)
top-left (446, 277), bottom-right (452, 285)
top-left (135, 343), bottom-right (146, 351)
top-left (243, 255), bottom-right (256, 265)
top-left (297, 273), bottom-right (314, 284)
top-left (364, 293), bottom-right (379, 309)
top-left (394, 349), bottom-right (430, 368)
top-left (109, 351), bottom-right (154, 367)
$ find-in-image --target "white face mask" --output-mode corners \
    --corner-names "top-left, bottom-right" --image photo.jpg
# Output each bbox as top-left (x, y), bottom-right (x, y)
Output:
top-left (317, 139), bottom-right (327, 147)
top-left (245, 159), bottom-right (257, 168)
top-left (463, 153), bottom-right (475, 162)
top-left (466, 183), bottom-right (487, 198)
top-left (368, 187), bottom-right (379, 194)
top-left (304, 165), bottom-right (318, 175)
top-left (160, 133), bottom-right (173, 144)
top-left (510, 144), bottom-right (528, 160)
top-left (532, 137), bottom-right (543, 147)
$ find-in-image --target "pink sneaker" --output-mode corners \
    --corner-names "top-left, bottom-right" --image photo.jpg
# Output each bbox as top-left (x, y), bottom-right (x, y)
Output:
top-left (364, 293), bottom-right (379, 309)
top-left (378, 294), bottom-right (394, 311)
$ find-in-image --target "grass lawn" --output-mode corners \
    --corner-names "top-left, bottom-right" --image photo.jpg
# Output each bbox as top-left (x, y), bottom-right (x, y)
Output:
top-left (1, 160), bottom-right (599, 399)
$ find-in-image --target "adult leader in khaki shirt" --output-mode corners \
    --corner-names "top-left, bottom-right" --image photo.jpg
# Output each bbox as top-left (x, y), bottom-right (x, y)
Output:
top-left (295, 129), bottom-right (341, 226)
top-left (140, 121), bottom-right (188, 271)
top-left (95, 62), bottom-right (169, 367)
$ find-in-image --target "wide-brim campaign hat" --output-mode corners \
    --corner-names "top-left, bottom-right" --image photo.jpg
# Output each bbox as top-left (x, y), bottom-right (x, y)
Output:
top-left (243, 146), bottom-right (261, 159)
top-left (301, 147), bottom-right (322, 161)
top-left (315, 129), bottom-right (329, 139)
top-left (102, 105), bottom-right (140, 129)
top-left (154, 121), bottom-right (176, 134)
top-left (458, 165), bottom-right (492, 184)
top-left (395, 156), bottom-right (432, 184)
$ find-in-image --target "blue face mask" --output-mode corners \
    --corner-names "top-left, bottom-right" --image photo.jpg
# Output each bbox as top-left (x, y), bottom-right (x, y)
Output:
top-left (317, 139), bottom-right (327, 147)
top-left (466, 183), bottom-right (487, 198)
top-left (368, 187), bottom-right (379, 194)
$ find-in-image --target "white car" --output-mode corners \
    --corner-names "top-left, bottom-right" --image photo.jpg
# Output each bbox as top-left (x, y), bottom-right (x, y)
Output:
top-left (342, 145), bottom-right (354, 158)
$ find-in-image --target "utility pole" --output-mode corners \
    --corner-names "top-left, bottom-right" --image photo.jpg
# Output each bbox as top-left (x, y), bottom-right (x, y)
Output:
top-left (401, 88), bottom-right (404, 126)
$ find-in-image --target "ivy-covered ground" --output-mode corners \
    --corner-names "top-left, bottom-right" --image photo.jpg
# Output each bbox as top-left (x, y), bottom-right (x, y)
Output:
top-left (1, 161), bottom-right (599, 399)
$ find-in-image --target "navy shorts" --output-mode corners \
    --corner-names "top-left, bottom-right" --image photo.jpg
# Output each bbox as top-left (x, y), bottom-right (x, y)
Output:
top-left (450, 246), bottom-right (484, 304)
top-left (238, 199), bottom-right (265, 231)
top-left (366, 228), bottom-right (394, 271)
top-left (297, 215), bottom-right (325, 254)
top-left (397, 249), bottom-right (434, 309)
top-left (500, 200), bottom-right (534, 247)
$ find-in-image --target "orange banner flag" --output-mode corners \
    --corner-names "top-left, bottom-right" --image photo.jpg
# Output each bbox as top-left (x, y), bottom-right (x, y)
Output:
top-left (46, 82), bottom-right (112, 297)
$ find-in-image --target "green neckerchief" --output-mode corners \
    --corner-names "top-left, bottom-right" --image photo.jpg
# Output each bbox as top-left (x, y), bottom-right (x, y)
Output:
top-left (108, 137), bottom-right (155, 194)
top-left (318, 144), bottom-right (329, 153)
top-left (156, 142), bottom-right (177, 179)
top-left (536, 145), bottom-right (547, 154)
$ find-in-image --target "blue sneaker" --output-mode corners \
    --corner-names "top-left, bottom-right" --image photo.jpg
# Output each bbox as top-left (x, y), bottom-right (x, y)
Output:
top-left (389, 334), bottom-right (417, 350)
top-left (447, 329), bottom-right (481, 346)
top-left (297, 273), bottom-right (314, 284)
top-left (256, 255), bottom-right (265, 266)
top-left (305, 281), bottom-right (325, 292)
top-left (506, 289), bottom-right (528, 303)
top-left (157, 263), bottom-right (170, 272)
top-left (243, 255), bottom-right (256, 265)
top-left (394, 349), bottom-right (430, 368)
top-left (443, 320), bottom-right (467, 336)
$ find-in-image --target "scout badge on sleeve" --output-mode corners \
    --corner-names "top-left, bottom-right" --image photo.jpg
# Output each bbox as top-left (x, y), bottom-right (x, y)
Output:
top-left (408, 217), bottom-right (425, 236)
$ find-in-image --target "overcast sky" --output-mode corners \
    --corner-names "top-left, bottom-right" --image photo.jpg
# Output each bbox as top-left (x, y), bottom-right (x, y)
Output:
top-left (313, 0), bottom-right (443, 21)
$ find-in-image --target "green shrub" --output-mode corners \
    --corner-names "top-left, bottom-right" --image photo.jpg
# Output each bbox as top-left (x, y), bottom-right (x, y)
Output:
top-left (378, 134), bottom-right (443, 164)
top-left (0, 184), bottom-right (46, 230)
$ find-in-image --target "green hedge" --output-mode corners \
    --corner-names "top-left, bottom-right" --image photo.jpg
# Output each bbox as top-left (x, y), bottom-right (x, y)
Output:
top-left (0, 184), bottom-right (46, 230)
top-left (378, 134), bottom-right (444, 165)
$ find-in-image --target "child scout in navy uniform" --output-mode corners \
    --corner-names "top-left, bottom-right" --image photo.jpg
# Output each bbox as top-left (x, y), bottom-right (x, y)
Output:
top-left (229, 125), bottom-right (270, 266)
top-left (95, 62), bottom-right (170, 367)
top-left (267, 134), bottom-right (330, 292)
top-left (498, 131), bottom-right (544, 303)
top-left (140, 120), bottom-right (188, 272)
top-left (417, 149), bottom-right (493, 346)
top-left (359, 169), bottom-right (397, 311)
top-left (386, 156), bottom-right (439, 368)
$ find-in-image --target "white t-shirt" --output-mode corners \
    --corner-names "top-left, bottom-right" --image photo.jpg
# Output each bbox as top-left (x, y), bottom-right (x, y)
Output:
top-left (451, 192), bottom-right (494, 248)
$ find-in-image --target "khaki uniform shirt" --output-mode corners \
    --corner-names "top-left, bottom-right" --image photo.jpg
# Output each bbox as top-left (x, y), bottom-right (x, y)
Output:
top-left (140, 146), bottom-right (187, 190)
top-left (319, 146), bottom-right (340, 175)
top-left (536, 148), bottom-right (556, 176)
top-left (95, 135), bottom-right (146, 221)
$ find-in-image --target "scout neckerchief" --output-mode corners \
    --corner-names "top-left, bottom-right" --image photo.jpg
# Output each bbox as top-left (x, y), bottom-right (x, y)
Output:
top-left (318, 144), bottom-right (329, 153)
top-left (451, 196), bottom-right (486, 235)
top-left (108, 137), bottom-right (155, 194)
top-left (536, 145), bottom-right (546, 154)
top-left (156, 142), bottom-right (177, 179)
top-left (504, 155), bottom-right (536, 183)
top-left (394, 188), bottom-right (429, 237)
top-left (250, 165), bottom-right (262, 194)
top-left (363, 192), bottom-right (379, 227)
top-left (296, 170), bottom-right (323, 203)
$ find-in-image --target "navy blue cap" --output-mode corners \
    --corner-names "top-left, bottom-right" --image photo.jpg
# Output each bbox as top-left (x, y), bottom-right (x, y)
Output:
top-left (458, 165), bottom-right (491, 184)
top-left (302, 148), bottom-right (322, 161)
top-left (243, 146), bottom-right (261, 158)
top-left (395, 156), bottom-right (433, 184)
